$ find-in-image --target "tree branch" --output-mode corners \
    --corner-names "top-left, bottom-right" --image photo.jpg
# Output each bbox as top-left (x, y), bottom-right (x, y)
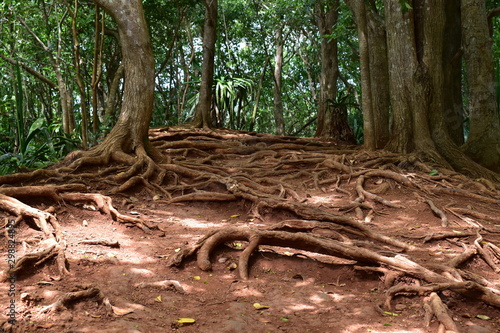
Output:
top-left (0, 54), bottom-right (57, 88)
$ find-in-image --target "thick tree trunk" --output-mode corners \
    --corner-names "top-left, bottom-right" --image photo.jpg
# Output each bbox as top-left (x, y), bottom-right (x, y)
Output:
top-left (442, 1), bottom-right (464, 146)
top-left (366, 8), bottom-right (390, 149)
top-left (314, 1), bottom-right (355, 143)
top-left (273, 27), bottom-right (286, 136)
top-left (193, 0), bottom-right (218, 129)
top-left (383, 0), bottom-right (415, 153)
top-left (92, 0), bottom-right (156, 156)
top-left (460, 0), bottom-right (500, 173)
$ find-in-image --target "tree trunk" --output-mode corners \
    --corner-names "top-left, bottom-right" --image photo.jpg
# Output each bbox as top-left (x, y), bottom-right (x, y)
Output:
top-left (192, 0), bottom-right (218, 129)
top-left (314, 1), bottom-right (354, 143)
top-left (68, 0), bottom-right (89, 149)
top-left (442, 1), bottom-right (464, 146)
top-left (346, 0), bottom-right (389, 148)
top-left (90, 0), bottom-right (158, 158)
top-left (273, 27), bottom-right (286, 136)
top-left (460, 0), bottom-right (500, 173)
top-left (366, 7), bottom-right (390, 148)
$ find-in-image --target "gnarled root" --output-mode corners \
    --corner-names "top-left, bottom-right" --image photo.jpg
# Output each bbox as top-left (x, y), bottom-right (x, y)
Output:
top-left (172, 224), bottom-right (500, 309)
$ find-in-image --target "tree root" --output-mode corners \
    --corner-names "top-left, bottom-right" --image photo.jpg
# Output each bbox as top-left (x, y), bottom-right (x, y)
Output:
top-left (424, 292), bottom-right (459, 332)
top-left (0, 184), bottom-right (149, 279)
top-left (36, 286), bottom-right (106, 317)
top-left (2, 128), bottom-right (500, 323)
top-left (32, 284), bottom-right (135, 318)
top-left (171, 223), bottom-right (500, 309)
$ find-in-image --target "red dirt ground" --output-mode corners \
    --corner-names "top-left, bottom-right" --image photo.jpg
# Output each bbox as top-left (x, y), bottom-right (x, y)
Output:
top-left (1, 128), bottom-right (500, 333)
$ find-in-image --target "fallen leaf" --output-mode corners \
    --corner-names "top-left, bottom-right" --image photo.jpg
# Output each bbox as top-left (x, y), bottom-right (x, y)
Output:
top-left (177, 318), bottom-right (195, 324)
top-left (280, 317), bottom-right (289, 322)
top-left (111, 306), bottom-right (134, 316)
top-left (476, 314), bottom-right (491, 320)
top-left (384, 312), bottom-right (398, 317)
top-left (174, 248), bottom-right (181, 252)
top-left (253, 303), bottom-right (270, 310)
top-left (429, 169), bottom-right (439, 176)
top-left (231, 214), bottom-right (240, 218)
top-left (155, 295), bottom-right (162, 302)
top-left (193, 276), bottom-right (201, 280)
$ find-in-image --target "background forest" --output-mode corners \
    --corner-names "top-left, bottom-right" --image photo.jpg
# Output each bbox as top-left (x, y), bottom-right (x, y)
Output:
top-left (0, 0), bottom-right (499, 176)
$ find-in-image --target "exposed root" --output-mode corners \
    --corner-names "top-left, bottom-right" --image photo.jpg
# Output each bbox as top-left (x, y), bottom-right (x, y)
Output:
top-left (0, 185), bottom-right (148, 279)
top-left (32, 284), bottom-right (134, 319)
top-left (36, 286), bottom-right (106, 317)
top-left (424, 292), bottom-right (459, 332)
top-left (172, 222), bottom-right (500, 308)
top-left (135, 279), bottom-right (185, 293)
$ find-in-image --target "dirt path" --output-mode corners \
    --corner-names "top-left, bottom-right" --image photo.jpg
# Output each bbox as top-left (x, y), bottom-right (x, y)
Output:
top-left (1, 128), bottom-right (500, 332)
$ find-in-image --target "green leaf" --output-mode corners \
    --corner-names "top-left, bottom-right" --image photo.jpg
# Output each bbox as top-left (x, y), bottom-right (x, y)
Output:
top-left (429, 169), bottom-right (439, 176)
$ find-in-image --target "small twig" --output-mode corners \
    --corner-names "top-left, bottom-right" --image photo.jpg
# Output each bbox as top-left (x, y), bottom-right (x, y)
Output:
top-left (78, 239), bottom-right (120, 248)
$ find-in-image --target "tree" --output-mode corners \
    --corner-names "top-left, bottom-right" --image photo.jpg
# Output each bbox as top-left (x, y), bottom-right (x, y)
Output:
top-left (65, 0), bottom-right (163, 178)
top-left (314, 0), bottom-right (355, 143)
top-left (461, 0), bottom-right (500, 173)
top-left (192, 0), bottom-right (218, 129)
top-left (346, 0), bottom-right (390, 149)
top-left (352, 0), bottom-right (500, 182)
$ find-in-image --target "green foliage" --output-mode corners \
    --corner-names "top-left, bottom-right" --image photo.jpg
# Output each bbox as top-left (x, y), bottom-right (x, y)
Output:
top-left (0, 65), bottom-right (78, 175)
top-left (399, 0), bottom-right (413, 13)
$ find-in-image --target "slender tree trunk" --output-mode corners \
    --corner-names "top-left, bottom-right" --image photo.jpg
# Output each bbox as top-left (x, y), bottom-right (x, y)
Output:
top-left (249, 59), bottom-right (268, 132)
top-left (460, 0), bottom-right (500, 172)
top-left (91, 6), bottom-right (105, 140)
top-left (103, 62), bottom-right (124, 124)
top-left (67, 0), bottom-right (89, 149)
top-left (315, 1), bottom-right (355, 143)
top-left (193, 0), bottom-right (218, 129)
top-left (273, 27), bottom-right (286, 136)
top-left (346, 0), bottom-right (388, 148)
top-left (349, 0), bottom-right (375, 149)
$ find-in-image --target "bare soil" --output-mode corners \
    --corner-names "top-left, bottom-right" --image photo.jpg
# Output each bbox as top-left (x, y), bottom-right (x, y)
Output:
top-left (1, 128), bottom-right (500, 333)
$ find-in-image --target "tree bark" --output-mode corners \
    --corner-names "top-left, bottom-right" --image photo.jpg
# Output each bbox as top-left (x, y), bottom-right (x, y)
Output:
top-left (460, 0), bottom-right (500, 173)
top-left (192, 0), bottom-right (218, 129)
top-left (442, 1), bottom-right (464, 146)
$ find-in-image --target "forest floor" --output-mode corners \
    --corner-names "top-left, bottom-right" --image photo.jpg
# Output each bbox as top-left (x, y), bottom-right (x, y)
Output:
top-left (1, 128), bottom-right (500, 333)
